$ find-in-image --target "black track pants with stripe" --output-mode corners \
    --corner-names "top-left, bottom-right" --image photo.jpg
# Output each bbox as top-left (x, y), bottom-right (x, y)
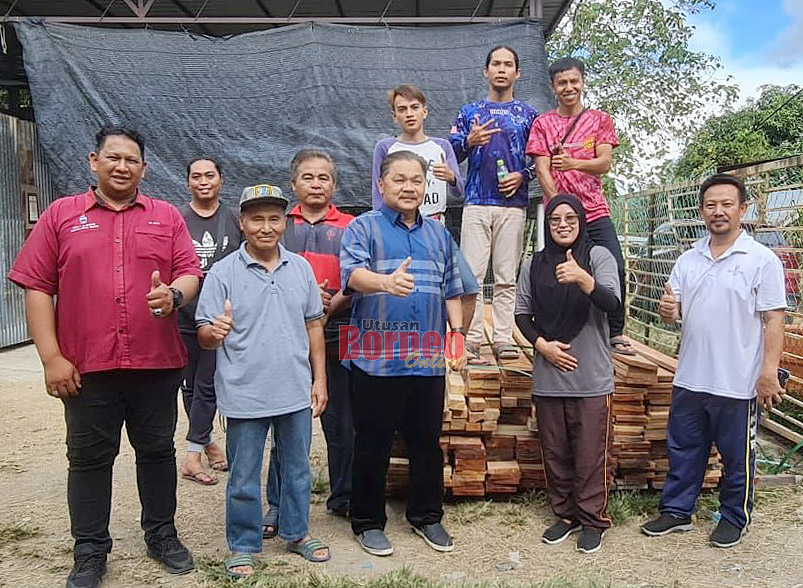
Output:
top-left (660, 386), bottom-right (758, 529)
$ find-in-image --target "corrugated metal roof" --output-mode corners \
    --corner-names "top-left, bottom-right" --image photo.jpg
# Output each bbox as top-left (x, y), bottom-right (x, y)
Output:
top-left (2, 0), bottom-right (571, 31)
top-left (1, 0), bottom-right (572, 88)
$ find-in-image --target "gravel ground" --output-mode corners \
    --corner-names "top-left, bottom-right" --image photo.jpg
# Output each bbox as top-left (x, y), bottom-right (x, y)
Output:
top-left (1, 344), bottom-right (802, 588)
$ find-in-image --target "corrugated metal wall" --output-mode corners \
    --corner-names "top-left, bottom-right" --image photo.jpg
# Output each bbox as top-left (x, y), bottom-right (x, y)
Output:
top-left (0, 113), bottom-right (55, 347)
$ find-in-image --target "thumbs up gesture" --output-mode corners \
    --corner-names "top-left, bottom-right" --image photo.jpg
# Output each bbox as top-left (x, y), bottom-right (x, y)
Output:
top-left (318, 278), bottom-right (332, 313)
top-left (555, 249), bottom-right (591, 285)
top-left (431, 152), bottom-right (456, 185)
top-left (383, 256), bottom-right (415, 297)
top-left (211, 299), bottom-right (234, 342)
top-left (659, 282), bottom-right (679, 323)
top-left (146, 269), bottom-right (172, 318)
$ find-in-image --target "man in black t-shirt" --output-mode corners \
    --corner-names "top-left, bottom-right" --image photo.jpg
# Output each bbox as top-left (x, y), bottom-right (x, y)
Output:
top-left (179, 158), bottom-right (241, 485)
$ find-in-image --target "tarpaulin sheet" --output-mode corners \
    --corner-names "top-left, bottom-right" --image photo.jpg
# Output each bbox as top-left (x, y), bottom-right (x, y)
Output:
top-left (14, 19), bottom-right (553, 208)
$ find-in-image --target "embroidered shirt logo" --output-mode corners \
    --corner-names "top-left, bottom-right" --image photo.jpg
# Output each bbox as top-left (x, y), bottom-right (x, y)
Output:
top-left (71, 214), bottom-right (100, 233)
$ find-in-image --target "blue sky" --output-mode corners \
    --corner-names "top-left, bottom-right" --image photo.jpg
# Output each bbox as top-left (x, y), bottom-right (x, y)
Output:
top-left (686, 0), bottom-right (803, 102)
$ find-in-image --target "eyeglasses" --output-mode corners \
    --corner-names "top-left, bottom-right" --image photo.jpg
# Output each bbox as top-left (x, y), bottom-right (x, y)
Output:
top-left (548, 215), bottom-right (580, 227)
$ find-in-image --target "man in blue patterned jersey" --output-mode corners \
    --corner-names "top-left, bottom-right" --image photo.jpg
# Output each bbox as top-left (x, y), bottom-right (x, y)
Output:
top-left (450, 45), bottom-right (538, 364)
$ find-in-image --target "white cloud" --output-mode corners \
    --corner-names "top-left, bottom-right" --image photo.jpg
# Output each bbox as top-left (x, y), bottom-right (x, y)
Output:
top-left (770, 0), bottom-right (803, 66)
top-left (726, 63), bottom-right (802, 103)
top-left (687, 19), bottom-right (731, 58)
top-left (687, 2), bottom-right (803, 104)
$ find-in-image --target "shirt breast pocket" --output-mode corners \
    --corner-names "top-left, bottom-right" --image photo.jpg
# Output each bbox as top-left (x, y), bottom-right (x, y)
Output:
top-left (724, 266), bottom-right (755, 305)
top-left (134, 226), bottom-right (172, 265)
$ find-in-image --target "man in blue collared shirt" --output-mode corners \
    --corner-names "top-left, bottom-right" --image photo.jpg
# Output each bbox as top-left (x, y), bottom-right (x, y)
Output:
top-left (340, 150), bottom-right (463, 556)
top-left (195, 185), bottom-right (330, 577)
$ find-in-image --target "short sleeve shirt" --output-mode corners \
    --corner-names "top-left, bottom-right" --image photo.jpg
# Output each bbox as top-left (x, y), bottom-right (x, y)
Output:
top-left (526, 109), bottom-right (618, 223)
top-left (515, 247), bottom-right (619, 397)
top-left (195, 243), bottom-right (324, 418)
top-left (178, 203), bottom-right (242, 333)
top-left (669, 231), bottom-right (787, 399)
top-left (371, 137), bottom-right (463, 216)
top-left (7, 189), bottom-right (202, 374)
top-left (283, 203), bottom-right (354, 346)
top-left (340, 205), bottom-right (463, 377)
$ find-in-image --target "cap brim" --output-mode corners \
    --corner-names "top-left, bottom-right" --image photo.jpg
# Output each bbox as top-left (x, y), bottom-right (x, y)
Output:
top-left (240, 197), bottom-right (288, 211)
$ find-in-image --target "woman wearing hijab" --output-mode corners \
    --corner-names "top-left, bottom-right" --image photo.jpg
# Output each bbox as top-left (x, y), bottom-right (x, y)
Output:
top-left (515, 193), bottom-right (620, 554)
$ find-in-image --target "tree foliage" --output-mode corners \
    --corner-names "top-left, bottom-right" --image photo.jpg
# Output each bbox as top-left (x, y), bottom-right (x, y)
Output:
top-left (672, 84), bottom-right (803, 178)
top-left (546, 0), bottom-right (738, 180)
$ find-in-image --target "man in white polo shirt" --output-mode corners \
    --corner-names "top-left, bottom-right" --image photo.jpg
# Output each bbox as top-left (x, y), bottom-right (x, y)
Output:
top-left (641, 174), bottom-right (786, 548)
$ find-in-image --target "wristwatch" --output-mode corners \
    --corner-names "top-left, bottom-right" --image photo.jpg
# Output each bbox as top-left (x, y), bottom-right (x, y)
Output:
top-left (169, 287), bottom-right (184, 313)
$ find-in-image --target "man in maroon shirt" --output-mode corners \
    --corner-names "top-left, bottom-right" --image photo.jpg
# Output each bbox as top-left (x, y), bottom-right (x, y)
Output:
top-left (8, 125), bottom-right (202, 588)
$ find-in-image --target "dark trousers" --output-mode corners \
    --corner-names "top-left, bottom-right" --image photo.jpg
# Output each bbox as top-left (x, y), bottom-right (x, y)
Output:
top-left (660, 386), bottom-right (758, 529)
top-left (587, 216), bottom-right (625, 338)
top-left (63, 369), bottom-right (183, 560)
top-left (266, 347), bottom-right (354, 513)
top-left (180, 332), bottom-right (218, 447)
top-left (349, 366), bottom-right (445, 535)
top-left (535, 394), bottom-right (613, 529)
top-left (320, 352), bottom-right (354, 511)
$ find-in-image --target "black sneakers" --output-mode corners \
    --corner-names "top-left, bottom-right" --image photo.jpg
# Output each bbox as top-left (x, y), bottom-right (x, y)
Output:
top-left (66, 554), bottom-right (107, 588)
top-left (709, 518), bottom-right (746, 548)
top-left (576, 526), bottom-right (604, 554)
top-left (355, 529), bottom-right (394, 556)
top-left (146, 536), bottom-right (195, 575)
top-left (542, 519), bottom-right (581, 545)
top-left (411, 522), bottom-right (454, 553)
top-left (640, 512), bottom-right (693, 536)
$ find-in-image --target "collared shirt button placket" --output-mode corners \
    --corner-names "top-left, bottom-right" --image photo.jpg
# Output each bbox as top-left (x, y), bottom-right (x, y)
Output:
top-left (114, 210), bottom-right (131, 363)
top-left (406, 230), bottom-right (419, 314)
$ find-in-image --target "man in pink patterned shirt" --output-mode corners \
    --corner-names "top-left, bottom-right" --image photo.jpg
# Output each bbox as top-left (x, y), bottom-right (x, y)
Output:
top-left (527, 57), bottom-right (633, 355)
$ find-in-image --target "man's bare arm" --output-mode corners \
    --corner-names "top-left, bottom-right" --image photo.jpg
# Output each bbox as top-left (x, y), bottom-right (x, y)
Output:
top-left (757, 309), bottom-right (785, 410)
top-left (535, 155), bottom-right (558, 199)
top-left (25, 289), bottom-right (81, 397)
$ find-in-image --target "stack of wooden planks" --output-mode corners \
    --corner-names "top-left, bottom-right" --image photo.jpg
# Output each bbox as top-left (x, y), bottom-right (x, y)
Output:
top-left (386, 312), bottom-right (724, 498)
top-left (611, 352), bottom-right (657, 489)
top-left (443, 366), bottom-right (501, 433)
top-left (450, 436), bottom-right (487, 497)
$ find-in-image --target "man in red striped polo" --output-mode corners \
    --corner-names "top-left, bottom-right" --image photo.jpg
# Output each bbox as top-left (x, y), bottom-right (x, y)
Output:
top-left (263, 149), bottom-right (355, 540)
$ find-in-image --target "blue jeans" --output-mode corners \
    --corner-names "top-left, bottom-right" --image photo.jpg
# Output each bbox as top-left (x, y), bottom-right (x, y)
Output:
top-left (266, 352), bottom-right (353, 514)
top-left (225, 408), bottom-right (312, 553)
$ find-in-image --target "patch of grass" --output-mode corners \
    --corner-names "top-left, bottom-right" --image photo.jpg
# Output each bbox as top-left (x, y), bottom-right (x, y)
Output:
top-left (694, 491), bottom-right (720, 516)
top-left (606, 491), bottom-right (660, 525)
top-left (758, 439), bottom-right (803, 475)
top-left (196, 562), bottom-right (611, 588)
top-left (500, 503), bottom-right (530, 528)
top-left (0, 524), bottom-right (40, 547)
top-left (755, 486), bottom-right (795, 509)
top-left (511, 489), bottom-right (549, 509)
top-left (311, 468), bottom-right (329, 494)
top-left (310, 468), bottom-right (329, 505)
top-left (448, 499), bottom-right (495, 526)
